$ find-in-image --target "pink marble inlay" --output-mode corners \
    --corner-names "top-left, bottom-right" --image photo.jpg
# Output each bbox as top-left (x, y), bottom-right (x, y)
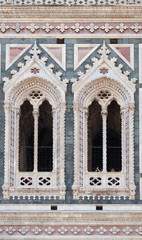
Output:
top-left (116, 47), bottom-right (130, 62)
top-left (78, 47), bottom-right (93, 62)
top-left (46, 47), bottom-right (62, 63)
top-left (10, 47), bottom-right (25, 63)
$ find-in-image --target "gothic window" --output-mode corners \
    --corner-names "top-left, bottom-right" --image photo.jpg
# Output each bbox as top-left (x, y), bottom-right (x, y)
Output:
top-left (38, 100), bottom-right (53, 172)
top-left (107, 100), bottom-right (121, 172)
top-left (19, 100), bottom-right (34, 172)
top-left (3, 78), bottom-right (66, 200)
top-left (19, 100), bottom-right (53, 173)
top-left (72, 77), bottom-right (136, 200)
top-left (2, 43), bottom-right (67, 200)
top-left (88, 100), bottom-right (121, 173)
top-left (88, 100), bottom-right (102, 172)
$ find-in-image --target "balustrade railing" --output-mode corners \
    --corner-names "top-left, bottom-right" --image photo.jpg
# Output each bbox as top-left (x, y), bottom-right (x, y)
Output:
top-left (0, 0), bottom-right (142, 5)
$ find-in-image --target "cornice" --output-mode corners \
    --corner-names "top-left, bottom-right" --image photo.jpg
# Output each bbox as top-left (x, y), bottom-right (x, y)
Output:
top-left (0, 211), bottom-right (142, 224)
top-left (0, 5), bottom-right (142, 20)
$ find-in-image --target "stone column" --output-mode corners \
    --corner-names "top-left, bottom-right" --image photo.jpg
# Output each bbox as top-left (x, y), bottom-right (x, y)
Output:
top-left (72, 102), bottom-right (79, 199)
top-left (33, 109), bottom-right (39, 172)
top-left (2, 102), bottom-right (10, 199)
top-left (59, 102), bottom-right (66, 199)
top-left (128, 102), bottom-right (136, 200)
top-left (101, 109), bottom-right (107, 172)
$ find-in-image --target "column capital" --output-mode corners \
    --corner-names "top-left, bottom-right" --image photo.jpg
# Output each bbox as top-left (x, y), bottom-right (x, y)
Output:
top-left (33, 109), bottom-right (39, 116)
top-left (101, 109), bottom-right (107, 116)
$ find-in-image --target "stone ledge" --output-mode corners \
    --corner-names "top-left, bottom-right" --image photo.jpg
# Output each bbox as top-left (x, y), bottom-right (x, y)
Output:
top-left (0, 5), bottom-right (142, 19)
top-left (0, 210), bottom-right (142, 224)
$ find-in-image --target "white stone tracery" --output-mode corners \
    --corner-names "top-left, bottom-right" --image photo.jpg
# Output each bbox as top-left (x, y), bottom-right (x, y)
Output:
top-left (72, 43), bottom-right (136, 200)
top-left (2, 43), bottom-right (67, 200)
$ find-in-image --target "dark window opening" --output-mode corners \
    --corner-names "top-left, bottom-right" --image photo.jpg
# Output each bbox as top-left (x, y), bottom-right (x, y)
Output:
top-left (38, 100), bottom-right (53, 172)
top-left (96, 206), bottom-right (103, 210)
top-left (51, 205), bottom-right (57, 210)
top-left (19, 100), bottom-right (34, 172)
top-left (107, 100), bottom-right (121, 172)
top-left (57, 38), bottom-right (64, 44)
top-left (110, 39), bottom-right (118, 44)
top-left (88, 100), bottom-right (102, 172)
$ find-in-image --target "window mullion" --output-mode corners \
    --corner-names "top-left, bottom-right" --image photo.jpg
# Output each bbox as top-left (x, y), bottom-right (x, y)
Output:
top-left (33, 109), bottom-right (39, 172)
top-left (101, 109), bottom-right (107, 172)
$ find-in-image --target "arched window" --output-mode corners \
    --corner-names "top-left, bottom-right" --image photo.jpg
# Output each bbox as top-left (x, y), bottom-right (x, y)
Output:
top-left (88, 100), bottom-right (121, 173)
top-left (38, 100), bottom-right (53, 172)
top-left (72, 77), bottom-right (136, 200)
top-left (3, 77), bottom-right (66, 200)
top-left (107, 100), bottom-right (121, 172)
top-left (19, 100), bottom-right (34, 172)
top-left (88, 100), bottom-right (102, 172)
top-left (19, 100), bottom-right (53, 173)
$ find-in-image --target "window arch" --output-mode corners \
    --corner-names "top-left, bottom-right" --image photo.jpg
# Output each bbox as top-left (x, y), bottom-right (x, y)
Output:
top-left (38, 100), bottom-right (53, 172)
top-left (19, 100), bottom-right (34, 172)
top-left (88, 99), bottom-right (121, 173)
top-left (72, 77), bottom-right (136, 200)
top-left (3, 77), bottom-right (66, 200)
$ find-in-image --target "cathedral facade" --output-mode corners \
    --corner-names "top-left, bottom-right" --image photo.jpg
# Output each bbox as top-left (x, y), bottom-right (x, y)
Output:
top-left (0, 0), bottom-right (142, 239)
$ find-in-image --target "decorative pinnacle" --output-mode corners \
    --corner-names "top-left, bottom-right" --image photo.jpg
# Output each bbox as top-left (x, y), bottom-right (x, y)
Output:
top-left (29, 41), bottom-right (41, 57)
top-left (98, 41), bottom-right (110, 56)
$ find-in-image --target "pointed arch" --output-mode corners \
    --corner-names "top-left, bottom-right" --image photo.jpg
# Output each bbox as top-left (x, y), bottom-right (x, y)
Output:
top-left (72, 76), bottom-right (135, 200)
top-left (3, 74), bottom-right (66, 199)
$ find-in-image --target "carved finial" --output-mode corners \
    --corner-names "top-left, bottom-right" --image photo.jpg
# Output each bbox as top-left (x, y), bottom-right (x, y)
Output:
top-left (29, 41), bottom-right (41, 57)
top-left (98, 41), bottom-right (110, 56)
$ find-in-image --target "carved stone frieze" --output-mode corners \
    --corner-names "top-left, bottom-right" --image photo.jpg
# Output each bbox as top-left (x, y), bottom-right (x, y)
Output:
top-left (0, 209), bottom-right (142, 237)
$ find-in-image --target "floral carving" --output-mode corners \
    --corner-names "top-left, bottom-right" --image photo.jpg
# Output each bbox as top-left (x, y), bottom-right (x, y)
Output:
top-left (41, 23), bottom-right (54, 32)
top-left (136, 226), bottom-right (142, 235)
top-left (109, 226), bottom-right (120, 234)
top-left (0, 23), bottom-right (9, 32)
top-left (44, 227), bottom-right (55, 234)
top-left (11, 69), bottom-right (17, 75)
top-left (83, 226), bottom-right (94, 234)
top-left (12, 23), bottom-right (24, 33)
top-left (26, 23), bottom-right (39, 33)
top-left (98, 41), bottom-right (110, 55)
top-left (19, 226), bottom-right (29, 235)
top-left (56, 23), bottom-right (69, 33)
top-left (32, 226), bottom-right (42, 235)
top-left (115, 23), bottom-right (128, 32)
top-left (58, 227), bottom-right (67, 234)
top-left (71, 227), bottom-right (81, 234)
top-left (31, 67), bottom-right (40, 74)
top-left (86, 23), bottom-right (98, 33)
top-left (29, 42), bottom-right (41, 56)
top-left (96, 226), bottom-right (107, 234)
top-left (130, 23), bottom-right (142, 32)
top-left (100, 23), bottom-right (113, 32)
top-left (100, 68), bottom-right (108, 74)
top-left (122, 226), bottom-right (133, 235)
top-left (71, 23), bottom-right (84, 32)
top-left (5, 227), bottom-right (16, 235)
